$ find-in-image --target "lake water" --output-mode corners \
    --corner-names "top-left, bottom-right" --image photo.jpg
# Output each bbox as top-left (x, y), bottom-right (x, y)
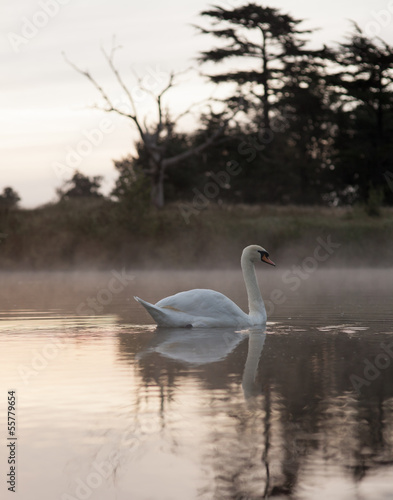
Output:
top-left (1, 268), bottom-right (393, 500)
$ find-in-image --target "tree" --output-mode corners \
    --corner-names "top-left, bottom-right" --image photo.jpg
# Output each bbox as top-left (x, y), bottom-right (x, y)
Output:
top-left (112, 109), bottom-right (235, 206)
top-left (111, 155), bottom-right (150, 212)
top-left (57, 171), bottom-right (103, 200)
top-left (330, 24), bottom-right (393, 204)
top-left (275, 49), bottom-right (337, 202)
top-left (0, 187), bottom-right (20, 209)
top-left (64, 44), bottom-right (231, 208)
top-left (196, 3), bottom-right (321, 130)
top-left (195, 3), bottom-right (336, 204)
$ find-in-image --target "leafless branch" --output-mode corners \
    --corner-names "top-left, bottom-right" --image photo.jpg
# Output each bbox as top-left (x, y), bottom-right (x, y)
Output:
top-left (62, 52), bottom-right (118, 115)
top-left (64, 46), bottom-right (232, 207)
top-left (63, 49), bottom-right (149, 142)
top-left (100, 43), bottom-right (139, 119)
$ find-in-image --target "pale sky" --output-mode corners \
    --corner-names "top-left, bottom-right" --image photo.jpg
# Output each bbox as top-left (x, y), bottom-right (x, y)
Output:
top-left (1, 0), bottom-right (393, 207)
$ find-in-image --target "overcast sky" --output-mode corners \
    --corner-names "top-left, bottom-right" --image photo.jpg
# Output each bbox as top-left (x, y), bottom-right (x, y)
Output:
top-left (2, 0), bottom-right (393, 207)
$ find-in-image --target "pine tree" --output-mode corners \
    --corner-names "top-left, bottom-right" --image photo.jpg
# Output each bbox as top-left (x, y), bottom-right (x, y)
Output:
top-left (196, 2), bottom-right (334, 203)
top-left (331, 24), bottom-right (393, 204)
top-left (196, 3), bottom-right (318, 130)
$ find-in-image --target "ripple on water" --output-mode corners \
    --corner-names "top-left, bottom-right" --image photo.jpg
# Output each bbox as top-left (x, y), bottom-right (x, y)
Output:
top-left (1, 269), bottom-right (393, 499)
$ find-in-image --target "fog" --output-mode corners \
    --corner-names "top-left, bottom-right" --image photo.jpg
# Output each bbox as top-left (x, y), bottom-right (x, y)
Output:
top-left (1, 267), bottom-right (392, 321)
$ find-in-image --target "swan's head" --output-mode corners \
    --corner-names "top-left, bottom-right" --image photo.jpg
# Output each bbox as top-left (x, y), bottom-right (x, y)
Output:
top-left (242, 245), bottom-right (276, 266)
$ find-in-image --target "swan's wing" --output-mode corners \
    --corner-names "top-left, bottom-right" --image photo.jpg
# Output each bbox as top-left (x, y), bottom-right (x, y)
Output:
top-left (156, 289), bottom-right (247, 321)
top-left (134, 296), bottom-right (195, 327)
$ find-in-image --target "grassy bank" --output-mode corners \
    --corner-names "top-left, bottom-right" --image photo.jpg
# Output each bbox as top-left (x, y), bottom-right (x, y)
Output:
top-left (1, 200), bottom-right (392, 269)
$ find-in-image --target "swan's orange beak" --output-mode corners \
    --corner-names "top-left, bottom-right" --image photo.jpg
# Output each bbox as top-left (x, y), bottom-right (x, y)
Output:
top-left (262, 255), bottom-right (276, 266)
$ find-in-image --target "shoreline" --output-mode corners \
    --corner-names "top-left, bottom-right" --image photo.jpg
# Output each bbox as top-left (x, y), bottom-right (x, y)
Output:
top-left (1, 201), bottom-right (392, 270)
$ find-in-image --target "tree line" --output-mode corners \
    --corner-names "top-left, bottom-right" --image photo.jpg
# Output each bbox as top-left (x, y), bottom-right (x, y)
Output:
top-left (113, 3), bottom-right (393, 209)
top-left (7, 3), bottom-right (393, 212)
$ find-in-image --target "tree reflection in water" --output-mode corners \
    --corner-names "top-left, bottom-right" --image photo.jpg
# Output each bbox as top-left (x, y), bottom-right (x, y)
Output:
top-left (117, 323), bottom-right (393, 499)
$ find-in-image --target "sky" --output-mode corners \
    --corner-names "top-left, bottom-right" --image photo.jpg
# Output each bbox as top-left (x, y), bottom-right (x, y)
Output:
top-left (2, 0), bottom-right (393, 208)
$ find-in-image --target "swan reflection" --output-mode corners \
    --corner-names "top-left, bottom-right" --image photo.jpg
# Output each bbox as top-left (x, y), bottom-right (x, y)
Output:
top-left (135, 325), bottom-right (266, 399)
top-left (136, 327), bottom-right (246, 364)
top-left (242, 329), bottom-right (266, 399)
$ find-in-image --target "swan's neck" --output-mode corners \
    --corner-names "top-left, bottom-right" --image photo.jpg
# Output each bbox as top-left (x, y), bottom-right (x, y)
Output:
top-left (241, 256), bottom-right (266, 322)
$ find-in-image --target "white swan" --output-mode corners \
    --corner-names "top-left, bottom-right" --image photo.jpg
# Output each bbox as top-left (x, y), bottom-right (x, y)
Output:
top-left (134, 245), bottom-right (275, 328)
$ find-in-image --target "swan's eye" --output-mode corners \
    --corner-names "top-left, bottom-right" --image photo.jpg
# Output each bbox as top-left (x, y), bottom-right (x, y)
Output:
top-left (258, 250), bottom-right (276, 266)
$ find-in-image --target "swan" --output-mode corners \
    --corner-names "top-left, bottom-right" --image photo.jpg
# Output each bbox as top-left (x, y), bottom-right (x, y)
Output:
top-left (134, 245), bottom-right (275, 328)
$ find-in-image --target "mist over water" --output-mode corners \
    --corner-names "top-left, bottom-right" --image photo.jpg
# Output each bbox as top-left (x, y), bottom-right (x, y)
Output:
top-left (1, 268), bottom-right (393, 499)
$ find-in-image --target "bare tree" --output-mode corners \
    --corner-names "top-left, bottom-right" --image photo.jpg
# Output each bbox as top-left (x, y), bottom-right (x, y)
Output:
top-left (64, 44), bottom-right (231, 208)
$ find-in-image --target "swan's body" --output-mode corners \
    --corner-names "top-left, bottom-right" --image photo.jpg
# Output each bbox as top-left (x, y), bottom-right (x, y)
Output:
top-left (135, 245), bottom-right (275, 328)
top-left (136, 289), bottom-right (251, 328)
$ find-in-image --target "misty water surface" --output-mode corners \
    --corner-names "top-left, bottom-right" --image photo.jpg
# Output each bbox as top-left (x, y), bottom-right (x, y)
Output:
top-left (1, 268), bottom-right (393, 500)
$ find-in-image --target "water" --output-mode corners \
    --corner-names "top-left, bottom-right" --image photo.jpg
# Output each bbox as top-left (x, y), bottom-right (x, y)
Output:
top-left (1, 268), bottom-right (393, 500)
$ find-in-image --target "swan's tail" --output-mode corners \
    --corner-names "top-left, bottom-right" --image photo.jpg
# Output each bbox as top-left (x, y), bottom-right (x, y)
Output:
top-left (134, 296), bottom-right (192, 327)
